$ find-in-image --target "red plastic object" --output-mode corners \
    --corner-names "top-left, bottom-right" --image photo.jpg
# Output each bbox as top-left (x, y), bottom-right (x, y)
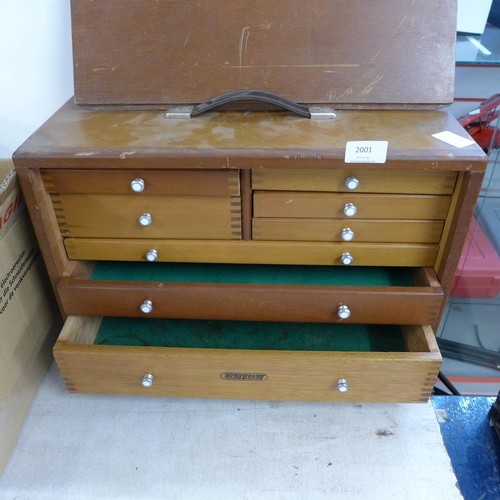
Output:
top-left (458, 94), bottom-right (500, 153)
top-left (451, 219), bottom-right (500, 298)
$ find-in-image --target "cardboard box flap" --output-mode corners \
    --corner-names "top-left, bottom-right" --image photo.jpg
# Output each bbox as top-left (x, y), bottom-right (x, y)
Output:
top-left (0, 161), bottom-right (24, 244)
top-left (0, 162), bottom-right (17, 205)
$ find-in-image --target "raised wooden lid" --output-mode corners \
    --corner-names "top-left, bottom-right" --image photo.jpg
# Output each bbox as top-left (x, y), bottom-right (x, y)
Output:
top-left (71, 0), bottom-right (457, 110)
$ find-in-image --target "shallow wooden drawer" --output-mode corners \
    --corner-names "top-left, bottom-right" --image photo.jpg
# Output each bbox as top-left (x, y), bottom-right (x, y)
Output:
top-left (57, 263), bottom-right (443, 325)
top-left (64, 239), bottom-right (439, 266)
top-left (53, 317), bottom-right (441, 403)
top-left (252, 169), bottom-right (457, 194)
top-left (253, 191), bottom-right (451, 220)
top-left (52, 194), bottom-right (241, 239)
top-left (42, 169), bottom-right (240, 196)
top-left (253, 218), bottom-right (444, 243)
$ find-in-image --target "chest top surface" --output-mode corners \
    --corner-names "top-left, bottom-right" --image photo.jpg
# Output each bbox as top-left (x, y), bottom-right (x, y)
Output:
top-left (14, 100), bottom-right (486, 170)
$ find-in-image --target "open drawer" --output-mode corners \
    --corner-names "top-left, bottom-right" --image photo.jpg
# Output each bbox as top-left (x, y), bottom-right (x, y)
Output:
top-left (53, 317), bottom-right (441, 403)
top-left (57, 262), bottom-right (443, 324)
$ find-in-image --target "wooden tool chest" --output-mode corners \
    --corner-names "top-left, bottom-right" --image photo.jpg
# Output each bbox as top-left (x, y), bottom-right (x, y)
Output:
top-left (13, 100), bottom-right (487, 403)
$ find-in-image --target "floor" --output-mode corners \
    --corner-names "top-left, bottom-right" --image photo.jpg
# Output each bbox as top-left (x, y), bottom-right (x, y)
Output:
top-left (0, 362), bottom-right (462, 500)
top-left (432, 396), bottom-right (500, 500)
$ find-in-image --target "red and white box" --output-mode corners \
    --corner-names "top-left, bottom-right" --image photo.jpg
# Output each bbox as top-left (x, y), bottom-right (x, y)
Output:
top-left (451, 218), bottom-right (500, 298)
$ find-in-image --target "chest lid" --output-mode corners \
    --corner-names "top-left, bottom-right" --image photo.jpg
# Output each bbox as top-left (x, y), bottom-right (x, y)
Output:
top-left (71, 0), bottom-right (457, 110)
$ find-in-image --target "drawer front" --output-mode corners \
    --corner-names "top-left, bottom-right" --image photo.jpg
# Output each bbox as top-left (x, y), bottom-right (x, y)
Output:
top-left (42, 169), bottom-right (240, 196)
top-left (57, 265), bottom-right (443, 325)
top-left (253, 191), bottom-right (451, 220)
top-left (252, 169), bottom-right (458, 194)
top-left (59, 285), bottom-right (442, 325)
top-left (52, 194), bottom-right (242, 239)
top-left (63, 239), bottom-right (438, 266)
top-left (54, 317), bottom-right (441, 403)
top-left (252, 218), bottom-right (445, 243)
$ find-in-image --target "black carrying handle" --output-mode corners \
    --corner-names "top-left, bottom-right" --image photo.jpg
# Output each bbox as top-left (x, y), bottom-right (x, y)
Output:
top-left (165, 90), bottom-right (336, 120)
top-left (191, 89), bottom-right (312, 118)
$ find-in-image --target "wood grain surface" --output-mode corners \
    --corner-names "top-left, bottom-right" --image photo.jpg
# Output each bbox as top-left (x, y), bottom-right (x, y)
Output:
top-left (57, 270), bottom-right (442, 325)
top-left (63, 239), bottom-right (439, 267)
top-left (252, 218), bottom-right (445, 243)
top-left (51, 193), bottom-right (241, 239)
top-left (253, 191), bottom-right (451, 220)
top-left (71, 0), bottom-right (456, 109)
top-left (54, 318), bottom-right (440, 402)
top-left (252, 169), bottom-right (458, 194)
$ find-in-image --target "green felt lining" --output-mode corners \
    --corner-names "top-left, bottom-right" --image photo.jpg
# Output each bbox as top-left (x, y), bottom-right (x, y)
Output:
top-left (94, 317), bottom-right (407, 352)
top-left (90, 262), bottom-right (413, 287)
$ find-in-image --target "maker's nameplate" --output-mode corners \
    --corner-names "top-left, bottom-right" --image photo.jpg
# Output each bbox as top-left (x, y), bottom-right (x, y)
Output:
top-left (220, 372), bottom-right (268, 381)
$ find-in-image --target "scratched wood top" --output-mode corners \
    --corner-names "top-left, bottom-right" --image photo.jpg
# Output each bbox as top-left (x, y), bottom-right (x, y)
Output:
top-left (71, 0), bottom-right (457, 109)
top-left (14, 100), bottom-right (486, 170)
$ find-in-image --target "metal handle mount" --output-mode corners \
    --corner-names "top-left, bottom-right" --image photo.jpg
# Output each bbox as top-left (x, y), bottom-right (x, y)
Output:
top-left (165, 90), bottom-right (336, 120)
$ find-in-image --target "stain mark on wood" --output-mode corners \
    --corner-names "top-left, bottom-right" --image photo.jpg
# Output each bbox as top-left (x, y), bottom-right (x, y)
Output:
top-left (119, 151), bottom-right (136, 159)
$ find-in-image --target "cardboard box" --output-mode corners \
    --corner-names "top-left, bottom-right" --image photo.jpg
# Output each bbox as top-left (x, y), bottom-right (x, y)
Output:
top-left (0, 159), bottom-right (62, 473)
top-left (477, 198), bottom-right (500, 257)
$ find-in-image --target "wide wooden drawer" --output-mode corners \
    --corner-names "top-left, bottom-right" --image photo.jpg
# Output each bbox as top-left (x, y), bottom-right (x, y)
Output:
top-left (253, 191), bottom-right (451, 219)
top-left (42, 169), bottom-right (240, 196)
top-left (52, 194), bottom-right (242, 239)
top-left (63, 239), bottom-right (438, 266)
top-left (252, 169), bottom-right (458, 195)
top-left (252, 218), bottom-right (445, 243)
top-left (53, 317), bottom-right (441, 403)
top-left (57, 263), bottom-right (443, 325)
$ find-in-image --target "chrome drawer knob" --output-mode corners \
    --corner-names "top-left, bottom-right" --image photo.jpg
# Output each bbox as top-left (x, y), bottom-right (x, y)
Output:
top-left (345, 176), bottom-right (360, 190)
top-left (140, 300), bottom-right (153, 314)
top-left (341, 228), bottom-right (354, 241)
top-left (139, 213), bottom-right (152, 226)
top-left (142, 374), bottom-right (154, 387)
top-left (337, 379), bottom-right (349, 392)
top-left (338, 305), bottom-right (351, 320)
top-left (131, 178), bottom-right (145, 192)
top-left (145, 249), bottom-right (158, 262)
top-left (340, 252), bottom-right (354, 266)
top-left (344, 203), bottom-right (357, 217)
